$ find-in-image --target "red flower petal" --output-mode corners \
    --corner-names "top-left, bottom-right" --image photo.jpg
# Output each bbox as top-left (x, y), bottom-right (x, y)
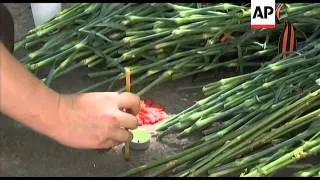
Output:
top-left (137, 99), bottom-right (167, 125)
top-left (143, 99), bottom-right (154, 107)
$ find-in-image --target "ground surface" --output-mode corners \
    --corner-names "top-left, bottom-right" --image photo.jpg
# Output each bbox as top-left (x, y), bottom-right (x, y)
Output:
top-left (1, 3), bottom-right (319, 177)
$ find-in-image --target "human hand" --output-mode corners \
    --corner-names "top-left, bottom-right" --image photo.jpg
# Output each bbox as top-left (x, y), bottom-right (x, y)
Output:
top-left (48, 92), bottom-right (140, 150)
top-left (0, 40), bottom-right (140, 150)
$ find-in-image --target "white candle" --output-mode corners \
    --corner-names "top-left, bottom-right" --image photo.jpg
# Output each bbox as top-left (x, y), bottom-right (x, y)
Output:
top-left (30, 3), bottom-right (62, 27)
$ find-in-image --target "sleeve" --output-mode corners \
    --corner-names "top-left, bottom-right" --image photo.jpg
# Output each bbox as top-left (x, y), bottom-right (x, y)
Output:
top-left (0, 3), bottom-right (15, 53)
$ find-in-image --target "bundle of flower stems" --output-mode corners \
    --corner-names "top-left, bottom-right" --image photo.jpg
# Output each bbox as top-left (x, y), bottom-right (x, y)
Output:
top-left (119, 35), bottom-right (320, 177)
top-left (14, 3), bottom-right (320, 95)
top-left (294, 163), bottom-right (320, 177)
top-left (242, 130), bottom-right (320, 177)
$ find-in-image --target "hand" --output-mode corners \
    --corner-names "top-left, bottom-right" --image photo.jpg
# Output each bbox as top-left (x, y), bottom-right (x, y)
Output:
top-left (48, 92), bottom-right (140, 150)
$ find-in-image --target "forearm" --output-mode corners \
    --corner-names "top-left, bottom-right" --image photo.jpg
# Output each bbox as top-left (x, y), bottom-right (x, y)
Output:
top-left (0, 42), bottom-right (62, 135)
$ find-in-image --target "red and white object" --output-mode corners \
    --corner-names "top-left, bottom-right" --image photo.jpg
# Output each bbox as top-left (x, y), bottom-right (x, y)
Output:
top-left (138, 99), bottom-right (168, 126)
top-left (251, 0), bottom-right (275, 29)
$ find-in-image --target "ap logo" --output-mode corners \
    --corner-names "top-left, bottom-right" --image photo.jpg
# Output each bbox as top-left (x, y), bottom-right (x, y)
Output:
top-left (251, 0), bottom-right (275, 29)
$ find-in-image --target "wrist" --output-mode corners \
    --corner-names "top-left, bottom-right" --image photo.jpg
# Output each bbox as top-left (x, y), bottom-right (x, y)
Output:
top-left (20, 82), bottom-right (67, 139)
top-left (31, 89), bottom-right (63, 136)
top-left (45, 93), bottom-right (75, 139)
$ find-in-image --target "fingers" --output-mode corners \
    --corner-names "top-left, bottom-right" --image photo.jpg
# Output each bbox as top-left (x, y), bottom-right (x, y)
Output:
top-left (95, 128), bottom-right (132, 149)
top-left (110, 128), bottom-right (133, 143)
top-left (118, 92), bottom-right (140, 115)
top-left (116, 110), bottom-right (138, 129)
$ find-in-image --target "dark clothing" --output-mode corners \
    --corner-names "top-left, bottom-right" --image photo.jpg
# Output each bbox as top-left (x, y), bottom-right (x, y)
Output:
top-left (0, 3), bottom-right (14, 53)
